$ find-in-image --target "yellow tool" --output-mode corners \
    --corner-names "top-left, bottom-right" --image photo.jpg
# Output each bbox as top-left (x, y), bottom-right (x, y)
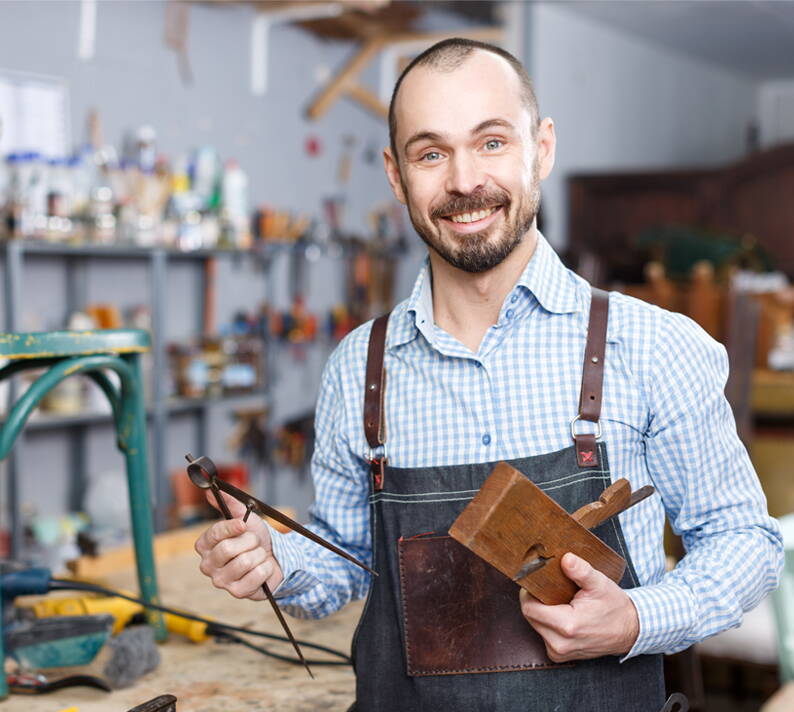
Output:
top-left (25, 593), bottom-right (209, 643)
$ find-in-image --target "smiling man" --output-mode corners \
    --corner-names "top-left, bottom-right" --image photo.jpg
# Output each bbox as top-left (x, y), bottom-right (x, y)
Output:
top-left (195, 39), bottom-right (782, 711)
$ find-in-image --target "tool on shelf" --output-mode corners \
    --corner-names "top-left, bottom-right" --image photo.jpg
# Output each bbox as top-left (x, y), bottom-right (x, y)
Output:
top-left (184, 453), bottom-right (377, 678)
top-left (449, 462), bottom-right (655, 605)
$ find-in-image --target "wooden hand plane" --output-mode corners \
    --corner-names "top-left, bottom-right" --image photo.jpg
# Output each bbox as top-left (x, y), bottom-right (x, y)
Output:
top-left (449, 462), bottom-right (654, 605)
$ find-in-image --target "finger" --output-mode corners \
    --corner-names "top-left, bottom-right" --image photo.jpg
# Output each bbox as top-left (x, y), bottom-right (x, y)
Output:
top-left (560, 552), bottom-right (606, 592)
top-left (519, 593), bottom-right (573, 633)
top-left (196, 518), bottom-right (248, 554)
top-left (519, 588), bottom-right (539, 605)
top-left (517, 606), bottom-right (576, 662)
top-left (207, 530), bottom-right (262, 569)
top-left (213, 547), bottom-right (269, 590)
top-left (226, 560), bottom-right (275, 600)
top-left (205, 489), bottom-right (248, 519)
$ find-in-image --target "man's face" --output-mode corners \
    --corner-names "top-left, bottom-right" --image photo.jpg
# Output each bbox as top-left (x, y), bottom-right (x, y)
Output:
top-left (385, 51), bottom-right (553, 274)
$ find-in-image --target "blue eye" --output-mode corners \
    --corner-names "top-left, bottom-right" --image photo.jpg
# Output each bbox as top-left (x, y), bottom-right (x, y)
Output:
top-left (421, 151), bottom-right (441, 162)
top-left (485, 139), bottom-right (503, 151)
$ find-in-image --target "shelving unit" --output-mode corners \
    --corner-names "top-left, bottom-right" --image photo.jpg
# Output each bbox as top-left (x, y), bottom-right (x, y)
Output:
top-left (1, 236), bottom-right (404, 557)
top-left (0, 239), bottom-right (277, 554)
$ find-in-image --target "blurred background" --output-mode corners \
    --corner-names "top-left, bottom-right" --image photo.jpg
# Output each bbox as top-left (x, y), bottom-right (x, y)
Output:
top-left (0, 1), bottom-right (793, 710)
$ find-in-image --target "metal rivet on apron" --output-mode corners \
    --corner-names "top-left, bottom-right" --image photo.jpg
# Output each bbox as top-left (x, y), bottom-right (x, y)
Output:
top-left (591, 356), bottom-right (599, 363)
top-left (369, 383), bottom-right (377, 391)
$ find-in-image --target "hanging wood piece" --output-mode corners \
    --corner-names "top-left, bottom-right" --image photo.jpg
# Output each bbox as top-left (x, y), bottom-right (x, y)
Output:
top-left (307, 36), bottom-right (385, 120)
top-left (164, 0), bottom-right (193, 85)
top-left (306, 27), bottom-right (503, 121)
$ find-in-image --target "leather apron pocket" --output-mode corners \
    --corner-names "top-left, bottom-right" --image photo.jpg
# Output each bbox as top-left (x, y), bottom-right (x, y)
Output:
top-left (398, 534), bottom-right (570, 676)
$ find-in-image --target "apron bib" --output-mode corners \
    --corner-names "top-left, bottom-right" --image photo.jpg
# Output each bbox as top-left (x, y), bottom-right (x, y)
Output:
top-left (350, 289), bottom-right (665, 712)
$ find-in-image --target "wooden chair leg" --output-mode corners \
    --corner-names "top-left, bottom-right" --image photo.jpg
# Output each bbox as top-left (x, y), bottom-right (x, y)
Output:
top-left (665, 648), bottom-right (706, 711)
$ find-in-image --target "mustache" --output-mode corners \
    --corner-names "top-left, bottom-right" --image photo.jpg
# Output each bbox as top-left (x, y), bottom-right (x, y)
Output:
top-left (430, 189), bottom-right (510, 221)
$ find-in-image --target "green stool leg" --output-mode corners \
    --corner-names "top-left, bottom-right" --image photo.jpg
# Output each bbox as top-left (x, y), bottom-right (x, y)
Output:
top-left (0, 353), bottom-right (166, 644)
top-left (119, 352), bottom-right (166, 643)
top-left (0, 573), bottom-right (7, 700)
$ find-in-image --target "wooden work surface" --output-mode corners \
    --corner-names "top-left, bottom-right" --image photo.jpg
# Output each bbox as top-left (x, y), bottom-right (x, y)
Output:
top-left (7, 551), bottom-right (363, 712)
top-left (753, 369), bottom-right (794, 417)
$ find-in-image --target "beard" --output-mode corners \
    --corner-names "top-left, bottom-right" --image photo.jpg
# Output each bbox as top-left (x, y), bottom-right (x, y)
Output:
top-left (403, 162), bottom-right (541, 274)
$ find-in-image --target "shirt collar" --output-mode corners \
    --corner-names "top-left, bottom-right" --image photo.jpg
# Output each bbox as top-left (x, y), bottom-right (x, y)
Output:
top-left (386, 257), bottom-right (432, 350)
top-left (513, 231), bottom-right (581, 316)
top-left (386, 231), bottom-right (581, 351)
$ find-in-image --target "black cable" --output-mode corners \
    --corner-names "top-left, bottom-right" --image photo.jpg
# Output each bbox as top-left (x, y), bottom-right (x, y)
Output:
top-left (49, 577), bottom-right (352, 666)
top-left (214, 630), bottom-right (349, 667)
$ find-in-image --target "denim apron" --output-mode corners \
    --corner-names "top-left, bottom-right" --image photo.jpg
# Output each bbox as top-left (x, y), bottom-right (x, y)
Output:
top-left (350, 288), bottom-right (665, 712)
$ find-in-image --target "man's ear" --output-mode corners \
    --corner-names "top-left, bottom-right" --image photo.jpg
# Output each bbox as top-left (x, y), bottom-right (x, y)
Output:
top-left (383, 147), bottom-right (407, 205)
top-left (535, 118), bottom-right (556, 181)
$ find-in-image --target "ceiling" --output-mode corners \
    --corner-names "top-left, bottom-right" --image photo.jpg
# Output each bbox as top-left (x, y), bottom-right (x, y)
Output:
top-left (560, 0), bottom-right (794, 81)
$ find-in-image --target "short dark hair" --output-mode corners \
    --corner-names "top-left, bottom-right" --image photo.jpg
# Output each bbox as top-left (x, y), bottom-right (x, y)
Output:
top-left (388, 38), bottom-right (540, 162)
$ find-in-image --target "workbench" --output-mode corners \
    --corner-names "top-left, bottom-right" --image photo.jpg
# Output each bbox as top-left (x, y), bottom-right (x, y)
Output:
top-left (6, 550), bottom-right (362, 712)
top-left (752, 369), bottom-right (794, 417)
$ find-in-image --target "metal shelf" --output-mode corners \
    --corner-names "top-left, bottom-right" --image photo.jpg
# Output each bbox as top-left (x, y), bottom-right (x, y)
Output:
top-left (0, 239), bottom-right (280, 260)
top-left (0, 236), bottom-right (277, 548)
top-left (12, 389), bottom-right (271, 431)
top-left (0, 237), bottom-right (405, 261)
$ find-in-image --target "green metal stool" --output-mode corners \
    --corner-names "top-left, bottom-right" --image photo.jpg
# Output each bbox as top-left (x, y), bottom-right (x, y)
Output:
top-left (0, 329), bottom-right (166, 699)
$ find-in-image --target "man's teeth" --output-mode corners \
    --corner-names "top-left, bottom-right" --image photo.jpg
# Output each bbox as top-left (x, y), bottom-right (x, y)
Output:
top-left (449, 207), bottom-right (497, 224)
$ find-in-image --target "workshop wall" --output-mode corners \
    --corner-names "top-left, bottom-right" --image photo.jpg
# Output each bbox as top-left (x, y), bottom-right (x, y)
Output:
top-left (530, 2), bottom-right (759, 248)
top-left (0, 0), bottom-right (767, 538)
top-left (0, 0), bottom-right (417, 530)
top-left (0, 0), bottom-right (393, 234)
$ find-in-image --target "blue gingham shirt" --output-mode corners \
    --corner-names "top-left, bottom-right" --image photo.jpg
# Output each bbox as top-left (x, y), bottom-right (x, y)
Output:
top-left (270, 232), bottom-right (783, 658)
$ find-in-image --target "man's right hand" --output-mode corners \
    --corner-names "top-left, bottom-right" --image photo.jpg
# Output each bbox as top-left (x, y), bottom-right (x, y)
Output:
top-left (194, 491), bottom-right (284, 600)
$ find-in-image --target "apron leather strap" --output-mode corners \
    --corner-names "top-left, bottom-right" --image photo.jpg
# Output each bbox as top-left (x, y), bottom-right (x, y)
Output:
top-left (362, 289), bottom-right (609, 476)
top-left (575, 287), bottom-right (610, 467)
top-left (364, 313), bottom-right (390, 490)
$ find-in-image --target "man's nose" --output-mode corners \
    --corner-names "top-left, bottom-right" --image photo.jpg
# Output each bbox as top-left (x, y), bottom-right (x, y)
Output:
top-left (445, 152), bottom-right (485, 195)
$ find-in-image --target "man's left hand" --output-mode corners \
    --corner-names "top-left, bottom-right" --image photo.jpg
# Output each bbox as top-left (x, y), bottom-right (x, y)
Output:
top-left (519, 552), bottom-right (639, 661)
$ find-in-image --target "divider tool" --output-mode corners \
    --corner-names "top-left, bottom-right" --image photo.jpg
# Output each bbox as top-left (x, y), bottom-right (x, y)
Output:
top-left (185, 453), bottom-right (376, 678)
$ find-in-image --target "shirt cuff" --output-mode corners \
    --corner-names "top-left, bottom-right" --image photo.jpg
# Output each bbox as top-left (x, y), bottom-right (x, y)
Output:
top-left (622, 581), bottom-right (698, 659)
top-left (268, 526), bottom-right (316, 599)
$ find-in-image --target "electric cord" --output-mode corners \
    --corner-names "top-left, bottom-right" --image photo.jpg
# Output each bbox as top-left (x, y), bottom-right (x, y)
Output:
top-left (49, 577), bottom-right (353, 667)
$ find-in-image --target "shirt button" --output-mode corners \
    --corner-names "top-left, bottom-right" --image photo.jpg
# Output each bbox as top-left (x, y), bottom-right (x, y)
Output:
top-left (511, 294), bottom-right (518, 303)
top-left (505, 309), bottom-right (514, 320)
top-left (482, 433), bottom-right (491, 446)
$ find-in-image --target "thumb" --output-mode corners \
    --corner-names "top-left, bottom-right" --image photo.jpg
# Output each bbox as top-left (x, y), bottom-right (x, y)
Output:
top-left (560, 552), bottom-right (605, 591)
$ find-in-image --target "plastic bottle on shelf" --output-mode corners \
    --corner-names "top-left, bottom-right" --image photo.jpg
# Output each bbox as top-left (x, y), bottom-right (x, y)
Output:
top-left (221, 159), bottom-right (250, 248)
top-left (137, 164), bottom-right (170, 247)
top-left (191, 145), bottom-right (219, 212)
top-left (27, 152), bottom-right (49, 238)
top-left (10, 152), bottom-right (40, 238)
top-left (45, 157), bottom-right (75, 241)
top-left (168, 156), bottom-right (203, 250)
top-left (71, 144), bottom-right (97, 216)
top-left (88, 164), bottom-right (116, 244)
top-left (0, 151), bottom-right (8, 209)
top-left (134, 125), bottom-right (157, 174)
top-left (114, 159), bottom-right (139, 244)
top-left (4, 153), bottom-right (24, 238)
